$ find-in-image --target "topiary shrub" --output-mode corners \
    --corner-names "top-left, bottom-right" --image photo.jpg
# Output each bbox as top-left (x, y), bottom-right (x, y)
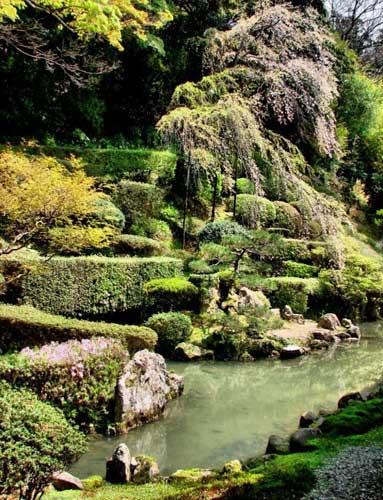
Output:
top-left (237, 178), bottom-right (256, 194)
top-left (198, 220), bottom-right (250, 244)
top-left (114, 181), bottom-right (163, 225)
top-left (234, 194), bottom-right (277, 229)
top-left (131, 217), bottom-right (172, 242)
top-left (0, 382), bottom-right (87, 500)
top-left (145, 312), bottom-right (192, 357)
top-left (283, 261), bottom-right (319, 278)
top-left (0, 337), bottom-right (127, 431)
top-left (144, 277), bottom-right (199, 312)
top-left (4, 256), bottom-right (183, 318)
top-left (115, 234), bottom-right (167, 256)
top-left (88, 198), bottom-right (125, 231)
top-left (262, 277), bottom-right (322, 314)
top-left (0, 304), bottom-right (157, 353)
top-left (273, 201), bottom-right (304, 237)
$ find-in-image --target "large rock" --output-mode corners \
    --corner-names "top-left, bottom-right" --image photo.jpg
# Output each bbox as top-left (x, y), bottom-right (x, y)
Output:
top-left (312, 329), bottom-right (336, 343)
top-left (52, 472), bottom-right (83, 491)
top-left (280, 344), bottom-right (305, 359)
top-left (131, 455), bottom-right (159, 484)
top-left (289, 428), bottom-right (321, 452)
top-left (115, 350), bottom-right (184, 433)
top-left (299, 411), bottom-right (324, 429)
top-left (238, 287), bottom-right (270, 311)
top-left (338, 391), bottom-right (366, 408)
top-left (317, 313), bottom-right (340, 331)
top-left (265, 435), bottom-right (289, 454)
top-left (106, 444), bottom-right (131, 484)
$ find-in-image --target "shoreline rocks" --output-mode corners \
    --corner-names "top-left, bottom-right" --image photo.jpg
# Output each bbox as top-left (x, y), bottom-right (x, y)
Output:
top-left (106, 444), bottom-right (159, 484)
top-left (115, 350), bottom-right (184, 433)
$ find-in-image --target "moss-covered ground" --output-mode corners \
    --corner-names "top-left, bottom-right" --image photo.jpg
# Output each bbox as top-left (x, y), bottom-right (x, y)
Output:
top-left (44, 398), bottom-right (383, 499)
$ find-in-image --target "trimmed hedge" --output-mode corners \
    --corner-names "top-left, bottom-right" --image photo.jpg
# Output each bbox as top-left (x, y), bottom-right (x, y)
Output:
top-left (198, 221), bottom-right (250, 244)
top-left (114, 180), bottom-right (163, 224)
top-left (22, 145), bottom-right (177, 184)
top-left (145, 312), bottom-right (192, 357)
top-left (234, 194), bottom-right (277, 229)
top-left (6, 256), bottom-right (183, 318)
top-left (115, 234), bottom-right (167, 256)
top-left (0, 304), bottom-right (157, 353)
top-left (262, 277), bottom-right (322, 314)
top-left (144, 277), bottom-right (199, 312)
top-left (283, 261), bottom-right (319, 278)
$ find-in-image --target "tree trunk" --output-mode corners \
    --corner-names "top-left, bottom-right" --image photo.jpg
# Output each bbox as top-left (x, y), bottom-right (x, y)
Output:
top-left (232, 153), bottom-right (239, 219)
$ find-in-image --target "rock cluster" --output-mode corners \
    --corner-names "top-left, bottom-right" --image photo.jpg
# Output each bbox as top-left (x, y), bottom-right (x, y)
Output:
top-left (115, 350), bottom-right (184, 433)
top-left (106, 444), bottom-right (159, 484)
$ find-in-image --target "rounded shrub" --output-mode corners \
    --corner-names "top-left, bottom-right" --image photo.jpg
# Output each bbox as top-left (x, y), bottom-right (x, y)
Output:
top-left (131, 218), bottom-right (172, 242)
top-left (236, 177), bottom-right (256, 194)
top-left (115, 180), bottom-right (163, 224)
top-left (145, 312), bottom-right (192, 357)
top-left (273, 201), bottom-right (304, 237)
top-left (283, 261), bottom-right (318, 278)
top-left (144, 277), bottom-right (199, 312)
top-left (91, 198), bottom-right (126, 231)
top-left (115, 234), bottom-right (166, 256)
top-left (198, 220), bottom-right (250, 244)
top-left (234, 194), bottom-right (276, 229)
top-left (0, 382), bottom-right (87, 500)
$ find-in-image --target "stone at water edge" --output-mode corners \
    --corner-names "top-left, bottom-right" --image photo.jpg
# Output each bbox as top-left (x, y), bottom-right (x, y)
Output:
top-left (265, 435), bottom-right (289, 455)
top-left (221, 460), bottom-right (242, 475)
top-left (289, 428), bottom-right (321, 452)
top-left (337, 391), bottom-right (367, 408)
top-left (174, 342), bottom-right (214, 361)
top-left (280, 344), bottom-right (305, 359)
top-left (52, 472), bottom-right (83, 491)
top-left (106, 443), bottom-right (131, 484)
top-left (115, 349), bottom-right (184, 433)
top-left (299, 411), bottom-right (324, 429)
top-left (131, 455), bottom-right (160, 484)
top-left (317, 313), bottom-right (341, 331)
top-left (312, 329), bottom-right (336, 343)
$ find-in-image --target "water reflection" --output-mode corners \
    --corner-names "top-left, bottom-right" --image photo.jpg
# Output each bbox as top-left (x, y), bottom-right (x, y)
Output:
top-left (71, 322), bottom-right (383, 477)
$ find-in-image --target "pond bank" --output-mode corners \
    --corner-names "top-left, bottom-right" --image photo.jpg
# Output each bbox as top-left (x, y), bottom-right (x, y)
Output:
top-left (70, 321), bottom-right (383, 478)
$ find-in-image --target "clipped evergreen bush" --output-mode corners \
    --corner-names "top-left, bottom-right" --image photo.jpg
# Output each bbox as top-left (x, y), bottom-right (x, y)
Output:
top-left (4, 256), bottom-right (182, 318)
top-left (145, 312), bottom-right (192, 357)
top-left (273, 201), bottom-right (304, 237)
top-left (234, 194), bottom-right (277, 229)
top-left (144, 277), bottom-right (199, 312)
top-left (263, 277), bottom-right (322, 314)
top-left (90, 198), bottom-right (126, 231)
top-left (237, 177), bottom-right (256, 194)
top-left (115, 181), bottom-right (163, 224)
top-left (0, 304), bottom-right (157, 353)
top-left (283, 261), bottom-right (319, 278)
top-left (131, 217), bottom-right (172, 242)
top-left (0, 382), bottom-right (87, 500)
top-left (0, 337), bottom-right (127, 431)
top-left (198, 220), bottom-right (250, 244)
top-left (115, 234), bottom-right (167, 256)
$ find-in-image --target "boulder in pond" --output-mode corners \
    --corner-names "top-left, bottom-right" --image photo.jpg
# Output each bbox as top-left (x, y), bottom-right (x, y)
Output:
top-left (348, 325), bottom-right (361, 340)
top-left (338, 391), bottom-right (366, 408)
top-left (265, 435), bottom-right (289, 455)
top-left (317, 313), bottom-right (340, 331)
top-left (312, 329), bottom-right (336, 343)
top-left (289, 428), bottom-right (321, 452)
top-left (131, 455), bottom-right (159, 484)
top-left (52, 472), bottom-right (83, 491)
top-left (106, 444), bottom-right (131, 484)
top-left (115, 350), bottom-right (184, 433)
top-left (280, 344), bottom-right (305, 359)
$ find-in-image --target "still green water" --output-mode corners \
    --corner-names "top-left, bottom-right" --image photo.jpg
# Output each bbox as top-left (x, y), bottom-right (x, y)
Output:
top-left (71, 322), bottom-right (383, 477)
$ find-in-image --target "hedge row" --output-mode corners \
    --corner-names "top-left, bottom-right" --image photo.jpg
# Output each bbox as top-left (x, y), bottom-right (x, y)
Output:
top-left (0, 304), bottom-right (157, 353)
top-left (4, 256), bottom-right (183, 318)
top-left (22, 145), bottom-right (177, 184)
top-left (262, 277), bottom-right (322, 315)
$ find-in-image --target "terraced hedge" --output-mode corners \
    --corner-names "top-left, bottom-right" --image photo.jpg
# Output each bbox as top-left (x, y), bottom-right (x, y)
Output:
top-left (0, 304), bottom-right (157, 353)
top-left (5, 256), bottom-right (183, 318)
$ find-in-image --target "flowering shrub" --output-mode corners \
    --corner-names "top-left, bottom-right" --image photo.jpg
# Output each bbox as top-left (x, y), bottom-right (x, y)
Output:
top-left (0, 337), bottom-right (128, 432)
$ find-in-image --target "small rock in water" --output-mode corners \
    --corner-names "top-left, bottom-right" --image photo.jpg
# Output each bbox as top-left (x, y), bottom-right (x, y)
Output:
top-left (337, 391), bottom-right (365, 408)
top-left (106, 443), bottom-right (131, 484)
top-left (265, 434), bottom-right (289, 454)
top-left (317, 313), bottom-right (340, 331)
top-left (280, 344), bottom-right (305, 359)
top-left (300, 411), bottom-right (321, 428)
top-left (289, 428), bottom-right (321, 452)
top-left (52, 472), bottom-right (83, 491)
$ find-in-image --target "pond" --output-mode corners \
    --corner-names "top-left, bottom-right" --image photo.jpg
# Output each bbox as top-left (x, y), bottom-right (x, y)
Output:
top-left (70, 322), bottom-right (383, 478)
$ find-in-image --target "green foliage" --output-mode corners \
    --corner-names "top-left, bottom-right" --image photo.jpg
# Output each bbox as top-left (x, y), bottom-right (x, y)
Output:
top-left (145, 312), bottom-right (192, 357)
top-left (234, 195), bottom-right (277, 229)
top-left (0, 338), bottom-right (127, 431)
top-left (273, 201), bottom-right (304, 237)
top-left (4, 256), bottom-right (182, 318)
top-left (322, 398), bottom-right (383, 437)
top-left (144, 277), bottom-right (199, 312)
top-left (237, 178), bottom-right (256, 194)
top-left (198, 220), bottom-right (250, 244)
top-left (283, 261), bottom-right (319, 278)
top-left (115, 180), bottom-right (163, 225)
top-left (115, 235), bottom-right (167, 257)
top-left (202, 314), bottom-right (250, 360)
top-left (90, 199), bottom-right (126, 232)
top-left (131, 218), bottom-right (172, 242)
top-left (0, 304), bottom-right (157, 353)
top-left (263, 277), bottom-right (322, 314)
top-left (0, 382), bottom-right (87, 500)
